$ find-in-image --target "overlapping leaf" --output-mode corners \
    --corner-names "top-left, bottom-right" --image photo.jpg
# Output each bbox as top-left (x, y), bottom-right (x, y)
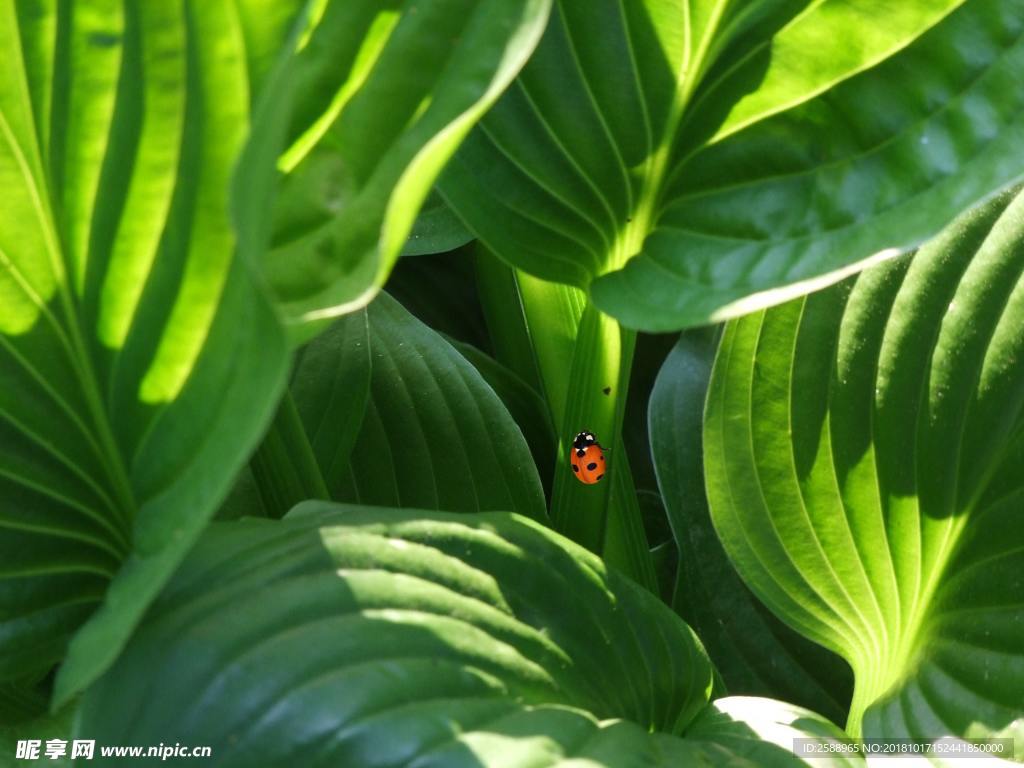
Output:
top-left (386, 248), bottom-right (491, 352)
top-left (401, 191), bottom-right (474, 257)
top-left (79, 504), bottom-right (859, 766)
top-left (261, 0), bottom-right (552, 329)
top-left (704, 188), bottom-right (1024, 741)
top-left (448, 339), bottom-right (557, 496)
top-left (650, 331), bottom-right (853, 724)
top-left (0, 700), bottom-right (74, 765)
top-left (442, 0), bottom-right (1024, 330)
top-left (0, 0), bottom-right (295, 704)
top-left (473, 255), bottom-right (656, 589)
top-left (282, 294), bottom-right (547, 521)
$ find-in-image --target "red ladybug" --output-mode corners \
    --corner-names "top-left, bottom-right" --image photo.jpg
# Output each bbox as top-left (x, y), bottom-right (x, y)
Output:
top-left (570, 430), bottom-right (606, 484)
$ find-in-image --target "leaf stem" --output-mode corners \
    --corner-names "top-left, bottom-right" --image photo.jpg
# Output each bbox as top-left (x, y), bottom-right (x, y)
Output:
top-left (474, 252), bottom-right (656, 590)
top-left (548, 302), bottom-right (656, 591)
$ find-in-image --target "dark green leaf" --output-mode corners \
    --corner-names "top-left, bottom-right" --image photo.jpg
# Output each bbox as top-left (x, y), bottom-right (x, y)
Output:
top-left (449, 339), bottom-right (557, 497)
top-left (0, 677), bottom-right (48, 725)
top-left (0, 699), bottom-right (75, 766)
top-left (472, 247), bottom-right (546, 395)
top-left (292, 294), bottom-right (547, 521)
top-left (386, 247), bottom-right (492, 353)
top-left (79, 504), bottom-right (858, 765)
top-left (249, 392), bottom-right (330, 518)
top-left (401, 190), bottom-right (474, 257)
top-left (79, 506), bottom-right (713, 757)
top-left (290, 309), bottom-right (371, 496)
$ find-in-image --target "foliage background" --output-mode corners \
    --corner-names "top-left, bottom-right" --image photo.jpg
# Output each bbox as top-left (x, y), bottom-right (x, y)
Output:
top-left (0, 0), bottom-right (1021, 765)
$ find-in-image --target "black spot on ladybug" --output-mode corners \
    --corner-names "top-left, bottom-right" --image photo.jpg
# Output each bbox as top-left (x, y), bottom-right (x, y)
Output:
top-left (572, 464), bottom-right (579, 472)
top-left (597, 473), bottom-right (604, 480)
top-left (586, 462), bottom-right (597, 471)
top-left (600, 456), bottom-right (605, 462)
top-left (602, 386), bottom-right (611, 395)
top-left (576, 448), bottom-right (586, 457)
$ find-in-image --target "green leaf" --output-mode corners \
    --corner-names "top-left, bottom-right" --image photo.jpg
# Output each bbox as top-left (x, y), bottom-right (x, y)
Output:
top-left (650, 330), bottom-right (853, 725)
top-left (401, 190), bottom-right (474, 257)
top-left (704, 188), bottom-right (1024, 739)
top-left (448, 339), bottom-right (558, 497)
top-left (442, 0), bottom-right (1024, 330)
top-left (386, 247), bottom-right (492, 353)
top-left (0, 699), bottom-right (75, 766)
top-left (289, 310), bottom-right (371, 499)
top-left (0, 2), bottom-right (291, 704)
top-left (78, 506), bottom-right (712, 755)
top-left (249, 391), bottom-right (331, 518)
top-left (686, 697), bottom-right (864, 767)
top-left (472, 246), bottom-right (546, 396)
top-left (548, 304), bottom-right (635, 544)
top-left (0, 677), bottom-right (48, 725)
top-left (622, 331), bottom-right (680, 503)
top-left (79, 504), bottom-right (860, 766)
top-left (260, 0), bottom-right (552, 331)
top-left (290, 294), bottom-right (547, 521)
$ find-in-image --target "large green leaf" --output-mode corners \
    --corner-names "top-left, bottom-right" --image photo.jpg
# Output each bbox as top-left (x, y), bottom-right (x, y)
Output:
top-left (275, 293), bottom-right (547, 521)
top-left (704, 188), bottom-right (1024, 741)
top-left (260, 0), bottom-right (551, 331)
top-left (79, 504), bottom-right (859, 766)
top-left (441, 0), bottom-right (1024, 330)
top-left (650, 330), bottom-right (853, 725)
top-left (0, 1), bottom-right (293, 704)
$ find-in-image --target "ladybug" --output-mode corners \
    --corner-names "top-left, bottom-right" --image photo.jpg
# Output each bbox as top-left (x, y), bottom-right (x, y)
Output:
top-left (570, 430), bottom-right (606, 484)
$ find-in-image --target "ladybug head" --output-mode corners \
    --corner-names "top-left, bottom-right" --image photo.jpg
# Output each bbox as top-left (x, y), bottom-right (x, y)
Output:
top-left (573, 431), bottom-right (597, 449)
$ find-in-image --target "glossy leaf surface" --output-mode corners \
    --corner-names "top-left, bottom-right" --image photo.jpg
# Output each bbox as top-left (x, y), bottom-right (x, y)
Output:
top-left (79, 504), bottom-right (858, 766)
top-left (443, 0), bottom-right (1024, 330)
top-left (401, 191), bottom-right (474, 257)
top-left (705, 189), bottom-right (1024, 739)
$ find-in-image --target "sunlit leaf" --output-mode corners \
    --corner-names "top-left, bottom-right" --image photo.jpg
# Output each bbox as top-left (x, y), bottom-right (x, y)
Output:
top-left (650, 330), bottom-right (853, 724)
top-left (442, 0), bottom-right (1024, 330)
top-left (0, 0), bottom-right (293, 704)
top-left (705, 189), bottom-right (1024, 739)
top-left (261, 0), bottom-right (552, 331)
